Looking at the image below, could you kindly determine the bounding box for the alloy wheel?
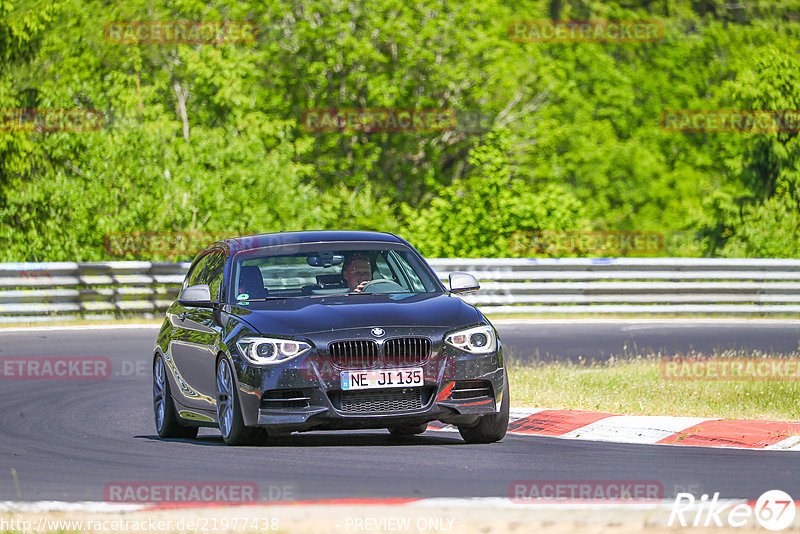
[216,359,234,438]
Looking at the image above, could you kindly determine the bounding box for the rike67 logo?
[669,490,796,531]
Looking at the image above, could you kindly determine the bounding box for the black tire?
[388,422,428,437]
[153,355,199,439]
[216,357,268,446]
[458,371,510,444]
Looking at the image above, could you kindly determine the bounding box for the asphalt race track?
[499,319,800,362]
[1,321,799,503]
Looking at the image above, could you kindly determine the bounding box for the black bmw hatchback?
[153,231,509,445]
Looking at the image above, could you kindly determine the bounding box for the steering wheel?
[359,279,406,293]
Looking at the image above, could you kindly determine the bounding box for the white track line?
[560,416,712,445]
[766,436,800,450]
[0,324,161,333]
[0,501,145,513]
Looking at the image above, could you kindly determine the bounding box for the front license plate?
[341,368,423,390]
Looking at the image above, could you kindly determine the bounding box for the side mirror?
[449,272,480,294]
[178,284,214,307]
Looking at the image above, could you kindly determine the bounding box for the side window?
[374,254,394,280]
[183,253,210,290]
[202,251,226,302]
[387,251,426,292]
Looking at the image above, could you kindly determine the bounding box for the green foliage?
[403,130,587,257]
[1,0,800,260]
[699,48,800,257]
[0,0,66,202]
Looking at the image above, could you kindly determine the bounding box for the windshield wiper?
[237,297,299,302]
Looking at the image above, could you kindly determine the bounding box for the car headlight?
[444,325,497,354]
[236,337,311,365]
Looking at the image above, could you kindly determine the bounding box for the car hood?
[228,293,480,336]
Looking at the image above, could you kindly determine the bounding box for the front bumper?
[232,327,505,431]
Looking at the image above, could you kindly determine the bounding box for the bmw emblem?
[371,327,385,337]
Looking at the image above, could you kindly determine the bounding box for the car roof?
[215,231,405,253]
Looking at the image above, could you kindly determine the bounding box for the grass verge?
[508,350,800,421]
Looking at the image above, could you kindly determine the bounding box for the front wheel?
[216,357,267,446]
[458,371,510,444]
[153,355,198,439]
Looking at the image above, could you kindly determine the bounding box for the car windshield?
[230,245,441,301]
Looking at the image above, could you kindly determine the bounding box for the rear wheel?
[458,371,510,444]
[216,357,268,446]
[388,422,428,437]
[153,355,198,439]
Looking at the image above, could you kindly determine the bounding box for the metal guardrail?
[428,258,800,314]
[1,258,800,322]
[0,262,189,322]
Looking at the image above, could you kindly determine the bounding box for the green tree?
[402,130,587,257]
[701,49,800,257]
[0,0,65,203]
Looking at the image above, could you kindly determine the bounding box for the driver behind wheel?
[341,253,372,292]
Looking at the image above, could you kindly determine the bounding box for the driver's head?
[342,254,372,291]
